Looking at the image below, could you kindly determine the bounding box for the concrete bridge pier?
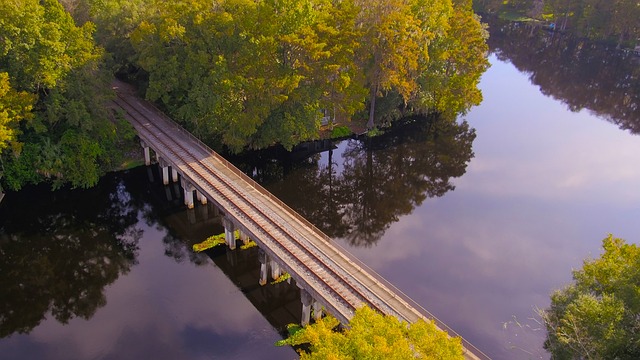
[141,141,151,166]
[270,260,282,280]
[181,179,195,209]
[259,248,269,286]
[313,300,323,321]
[238,229,251,246]
[171,167,179,183]
[158,158,173,185]
[196,191,208,205]
[300,289,313,326]
[162,166,170,185]
[222,217,236,250]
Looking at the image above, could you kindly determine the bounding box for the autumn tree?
[0,73,34,153]
[0,0,134,191]
[541,235,640,359]
[414,0,490,119]
[278,306,464,359]
[355,0,452,129]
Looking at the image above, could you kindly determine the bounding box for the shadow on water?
[484,15,640,134]
[121,165,304,335]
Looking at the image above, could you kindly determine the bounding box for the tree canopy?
[85,0,488,152]
[278,306,464,359]
[0,0,134,191]
[541,235,640,359]
[1,0,488,191]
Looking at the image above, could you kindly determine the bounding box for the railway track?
[112,94,402,320]
[111,86,490,360]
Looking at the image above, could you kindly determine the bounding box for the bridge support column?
[300,289,313,326]
[312,301,323,321]
[141,142,151,166]
[158,158,170,185]
[196,191,208,205]
[162,166,170,185]
[259,248,269,286]
[181,180,195,209]
[171,167,179,183]
[239,230,250,245]
[222,218,236,250]
[270,260,282,280]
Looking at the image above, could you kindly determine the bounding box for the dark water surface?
[2,24,640,359]
[0,170,298,360]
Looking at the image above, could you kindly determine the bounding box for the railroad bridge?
[111,80,488,360]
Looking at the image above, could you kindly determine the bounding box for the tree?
[414,0,490,119]
[541,235,640,359]
[278,306,464,359]
[0,73,34,152]
[355,0,452,129]
[130,0,330,151]
[0,0,134,191]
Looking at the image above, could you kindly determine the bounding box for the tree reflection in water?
[262,117,476,247]
[485,16,640,134]
[0,175,142,338]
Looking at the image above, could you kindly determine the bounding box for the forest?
[1,0,489,192]
[474,0,640,48]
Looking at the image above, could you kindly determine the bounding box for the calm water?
[2,23,640,359]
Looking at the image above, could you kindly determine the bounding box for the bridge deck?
[111,80,489,360]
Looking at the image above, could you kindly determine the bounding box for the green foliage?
[278,306,464,359]
[192,231,239,252]
[0,72,34,152]
[415,0,490,119]
[240,240,257,250]
[121,0,487,151]
[270,272,291,285]
[330,126,352,139]
[0,0,134,191]
[541,235,640,359]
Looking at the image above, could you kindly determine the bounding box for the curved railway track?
[111,87,490,360]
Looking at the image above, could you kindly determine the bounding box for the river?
[1,20,639,360]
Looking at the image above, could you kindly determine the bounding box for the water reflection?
[233,117,475,247]
[0,167,296,360]
[0,177,141,338]
[485,16,640,134]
